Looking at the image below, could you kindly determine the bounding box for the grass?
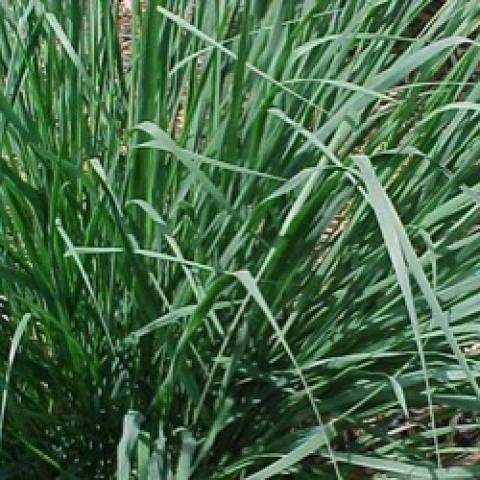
[1,0,480,478]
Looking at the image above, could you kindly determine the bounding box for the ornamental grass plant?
[1,0,480,478]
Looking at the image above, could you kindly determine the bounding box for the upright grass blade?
[118,411,144,480]
[232,270,342,479]
[0,313,31,449]
[353,155,440,465]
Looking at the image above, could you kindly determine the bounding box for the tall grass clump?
[1,0,480,478]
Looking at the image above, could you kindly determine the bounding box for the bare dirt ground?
[119,0,132,69]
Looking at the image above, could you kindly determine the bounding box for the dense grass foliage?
[1,0,480,478]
